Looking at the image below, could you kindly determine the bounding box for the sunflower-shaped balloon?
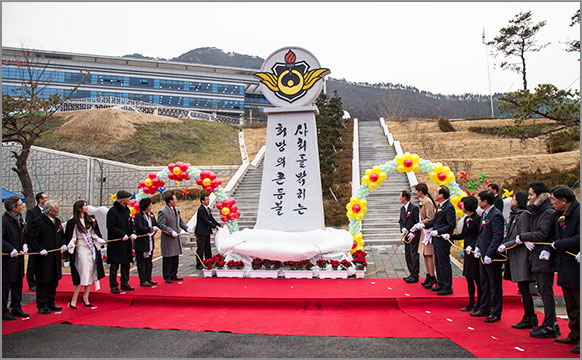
[394,152,420,173]
[361,166,387,190]
[351,231,364,252]
[429,162,455,186]
[346,196,368,221]
[450,193,467,217]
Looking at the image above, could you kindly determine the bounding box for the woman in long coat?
[447,196,481,312]
[414,183,437,289]
[498,192,536,329]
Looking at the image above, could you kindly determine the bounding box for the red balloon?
[369,173,379,182]
[179,163,188,171]
[458,201,464,209]
[221,215,228,222]
[168,163,175,171]
[438,172,447,181]
[151,186,158,193]
[209,172,217,180]
[204,186,214,193]
[216,202,224,210]
[138,180,145,188]
[211,179,221,188]
[148,172,157,179]
[231,205,237,213]
[152,178,160,187]
[200,171,210,179]
[159,180,165,187]
[196,178,203,185]
[168,173,175,180]
[352,204,361,213]
[404,159,413,167]
[351,241,357,250]
[143,186,151,194]
[223,198,234,207]
[234,211,240,219]
[228,213,237,221]
[185,175,191,180]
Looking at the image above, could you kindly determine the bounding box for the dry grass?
[244,127,266,162]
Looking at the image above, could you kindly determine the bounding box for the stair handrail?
[251,145,266,167]
[352,118,360,196]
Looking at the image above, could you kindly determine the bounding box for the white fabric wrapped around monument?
[214,227,353,262]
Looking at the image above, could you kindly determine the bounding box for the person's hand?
[22,244,28,254]
[152,226,159,233]
[465,245,472,254]
[484,255,492,264]
[515,235,522,244]
[122,235,129,241]
[96,238,107,246]
[67,240,76,251]
[473,247,481,258]
[551,242,556,249]
[525,242,535,251]
[576,252,580,264]
[130,234,137,241]
[407,232,415,241]
[401,227,407,234]
[497,244,506,253]
[430,230,438,237]
[10,249,18,258]
[171,231,178,238]
[40,249,48,256]
[186,227,194,234]
[60,244,68,253]
[539,250,550,261]
[441,233,450,241]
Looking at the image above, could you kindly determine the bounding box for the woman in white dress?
[64,200,106,309]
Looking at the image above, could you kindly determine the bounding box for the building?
[2,47,271,122]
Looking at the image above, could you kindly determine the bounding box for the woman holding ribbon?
[65,200,106,309]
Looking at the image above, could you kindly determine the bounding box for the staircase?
[358,120,416,245]
[229,160,263,230]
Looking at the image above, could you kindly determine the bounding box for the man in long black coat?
[194,193,222,270]
[550,185,580,354]
[2,196,29,320]
[106,190,136,293]
[413,185,456,295]
[399,190,421,283]
[24,192,49,292]
[472,190,505,323]
[26,200,67,314]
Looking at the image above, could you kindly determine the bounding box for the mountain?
[123,47,500,120]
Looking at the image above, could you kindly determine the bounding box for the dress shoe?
[470,310,488,317]
[48,304,62,311]
[436,289,453,296]
[38,307,51,315]
[120,284,135,291]
[148,280,157,285]
[172,277,184,281]
[140,281,152,287]
[68,299,77,310]
[405,277,419,283]
[460,304,475,312]
[164,278,172,283]
[110,287,120,294]
[555,337,579,344]
[512,315,538,329]
[485,314,501,323]
[571,344,580,354]
[431,285,442,292]
[82,299,93,307]
[3,313,17,320]
[423,276,437,289]
[11,309,29,317]
[530,326,558,338]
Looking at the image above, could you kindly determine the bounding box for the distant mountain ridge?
[123,47,498,119]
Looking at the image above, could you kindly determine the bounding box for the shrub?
[546,128,579,154]
[438,118,456,132]
[468,124,559,139]
[502,163,580,194]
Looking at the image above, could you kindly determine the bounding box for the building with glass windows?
[2,47,271,118]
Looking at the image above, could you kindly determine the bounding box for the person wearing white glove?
[399,190,421,283]
[441,233,450,241]
[194,193,224,271]
[106,190,136,293]
[134,198,159,287]
[465,245,472,254]
[497,244,506,253]
[25,200,65,314]
[130,234,137,241]
[186,227,194,234]
[9,249,19,258]
[473,247,481,258]
[158,193,191,283]
[415,183,437,290]
[67,239,76,253]
[539,250,550,261]
[515,235,522,244]
[524,242,535,251]
[483,256,492,264]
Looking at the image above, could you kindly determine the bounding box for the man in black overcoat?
[26,200,67,314]
[2,196,29,320]
[24,192,49,292]
[412,185,456,295]
[471,190,505,323]
[194,193,222,269]
[106,190,136,293]
[487,184,504,214]
[399,190,421,283]
[550,185,580,354]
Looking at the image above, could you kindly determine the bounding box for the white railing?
[382,118,418,188]
[352,118,360,196]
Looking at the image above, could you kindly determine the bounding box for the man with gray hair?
[2,196,29,320]
[26,200,67,314]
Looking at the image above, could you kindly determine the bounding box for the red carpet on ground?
[3,274,575,358]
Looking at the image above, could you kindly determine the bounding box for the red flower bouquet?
[226,260,244,270]
[316,259,329,269]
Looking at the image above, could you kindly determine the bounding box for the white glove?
[40,249,48,256]
[152,226,159,233]
[539,250,550,261]
[497,244,506,253]
[67,240,76,252]
[576,252,580,264]
[465,245,472,254]
[186,227,194,234]
[96,238,107,246]
[430,230,438,237]
[484,255,492,264]
[130,234,137,241]
[550,242,556,249]
[10,249,18,258]
[473,247,481,258]
[411,223,424,232]
[122,235,129,241]
[525,242,535,251]
[401,227,407,234]
[407,232,415,241]
[515,235,522,244]
[441,233,450,241]
[60,244,68,252]
[22,244,28,254]
[171,231,178,238]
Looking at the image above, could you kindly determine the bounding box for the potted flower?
[352,250,367,278]
[320,259,349,279]
[249,258,280,279]
[283,259,313,279]
[316,259,328,270]
[201,257,216,278]
[215,258,244,278]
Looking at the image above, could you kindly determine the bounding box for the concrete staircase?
[228,160,263,230]
[358,120,416,245]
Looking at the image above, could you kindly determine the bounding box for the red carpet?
[3,275,575,358]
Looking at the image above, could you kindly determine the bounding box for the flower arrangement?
[330,260,340,270]
[558,214,567,230]
[352,250,367,270]
[284,261,301,270]
[270,260,283,270]
[316,259,328,269]
[406,211,412,218]
[226,260,244,270]
[340,259,352,269]
[283,260,313,270]
[481,219,489,229]
[252,258,264,270]
[301,259,314,270]
[201,254,224,270]
[436,207,443,215]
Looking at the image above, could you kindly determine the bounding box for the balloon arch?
[347,152,469,254]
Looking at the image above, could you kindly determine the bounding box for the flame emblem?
[254,49,329,103]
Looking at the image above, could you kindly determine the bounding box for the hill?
[35,109,242,166]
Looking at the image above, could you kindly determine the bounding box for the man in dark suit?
[195,193,222,270]
[412,185,456,295]
[26,200,67,314]
[24,192,49,292]
[488,184,504,213]
[399,190,421,283]
[471,190,505,323]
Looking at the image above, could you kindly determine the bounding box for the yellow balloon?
[379,172,387,181]
[360,207,367,214]
[412,164,420,172]
[346,203,352,211]
[394,155,404,165]
[365,169,372,176]
[361,175,370,184]
[456,209,465,217]
[354,244,364,252]
[130,207,137,215]
[356,213,365,221]
[350,196,358,203]
[353,232,363,241]
[368,183,378,190]
[173,167,182,176]
[221,207,230,216]
[202,178,211,186]
[412,154,420,163]
[144,178,152,187]
[347,210,354,218]
[359,199,367,207]
[372,166,382,173]
[397,165,406,173]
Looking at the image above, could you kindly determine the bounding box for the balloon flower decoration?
[134,162,241,233]
[128,199,140,218]
[346,152,467,254]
